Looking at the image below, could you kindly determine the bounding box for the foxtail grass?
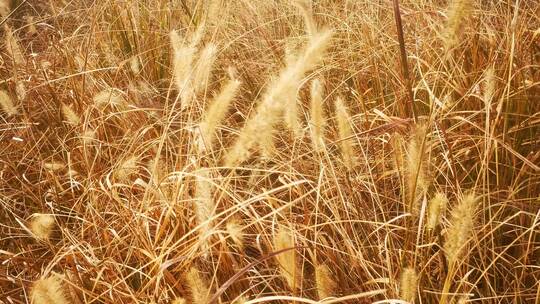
[334,97,355,171]
[30,274,69,304]
[273,226,299,290]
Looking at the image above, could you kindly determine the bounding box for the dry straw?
[30,274,69,304]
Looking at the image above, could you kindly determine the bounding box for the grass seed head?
[444,193,478,265]
[30,274,70,304]
[334,97,355,171]
[399,267,418,303]
[427,192,448,231]
[315,263,336,300]
[29,213,55,241]
[186,267,210,304]
[0,90,17,116]
[273,226,298,290]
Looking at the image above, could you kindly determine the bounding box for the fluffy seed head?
[427,192,448,231]
[0,0,10,18]
[194,169,215,252]
[4,25,25,66]
[29,213,55,241]
[273,226,298,290]
[81,129,96,145]
[315,263,336,300]
[129,55,141,74]
[172,298,186,304]
[30,274,70,304]
[0,90,18,116]
[61,103,80,125]
[309,78,325,153]
[192,43,218,95]
[224,29,332,166]
[186,267,210,304]
[293,0,316,36]
[283,85,302,138]
[406,124,429,215]
[483,67,496,106]
[399,267,418,303]
[93,89,125,108]
[43,162,65,171]
[443,0,473,52]
[16,82,26,101]
[115,156,139,182]
[170,30,196,110]
[444,193,478,265]
[226,219,244,250]
[334,97,355,171]
[197,77,240,153]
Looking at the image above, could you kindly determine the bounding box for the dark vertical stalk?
[393,0,417,122]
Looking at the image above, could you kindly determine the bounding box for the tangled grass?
[1,0,539,303]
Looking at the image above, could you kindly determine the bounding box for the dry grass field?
[1,0,539,303]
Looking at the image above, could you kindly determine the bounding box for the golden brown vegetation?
[1,0,539,303]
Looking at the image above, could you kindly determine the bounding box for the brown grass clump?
[1,1,538,303]
[30,274,69,304]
